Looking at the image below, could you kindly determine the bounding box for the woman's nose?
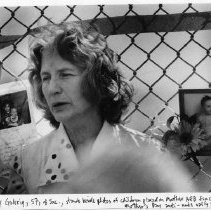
[48,79,62,95]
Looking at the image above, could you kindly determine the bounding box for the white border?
[0,193,210,209]
[1,0,211,7]
[0,1,210,209]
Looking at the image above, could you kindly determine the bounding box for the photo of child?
[197,95,211,139]
[0,90,31,130]
[0,81,37,167]
[179,89,211,155]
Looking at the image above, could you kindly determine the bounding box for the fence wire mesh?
[0,4,211,134]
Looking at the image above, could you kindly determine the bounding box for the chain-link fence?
[1,3,211,191]
[1,3,211,133]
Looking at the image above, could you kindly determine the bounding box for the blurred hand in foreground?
[38,144,196,194]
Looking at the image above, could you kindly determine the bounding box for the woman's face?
[40,49,94,124]
[203,99,211,115]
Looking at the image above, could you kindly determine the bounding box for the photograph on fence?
[0,90,31,130]
[0,81,34,129]
[179,89,211,155]
[0,81,37,165]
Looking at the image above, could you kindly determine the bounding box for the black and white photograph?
[179,89,211,156]
[0,90,31,130]
[179,89,211,119]
[0,81,37,186]
[0,0,211,198]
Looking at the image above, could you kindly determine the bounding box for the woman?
[5,22,195,194]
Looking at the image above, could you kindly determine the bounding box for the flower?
[161,115,207,169]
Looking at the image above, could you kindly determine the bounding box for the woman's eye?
[41,76,50,82]
[60,73,74,78]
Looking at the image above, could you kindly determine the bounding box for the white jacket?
[11,121,194,193]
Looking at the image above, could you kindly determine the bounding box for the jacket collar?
[58,121,121,160]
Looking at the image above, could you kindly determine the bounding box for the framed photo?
[0,80,38,165]
[0,90,31,130]
[179,89,211,156]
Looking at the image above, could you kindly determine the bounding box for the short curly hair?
[201,95,211,107]
[28,22,133,128]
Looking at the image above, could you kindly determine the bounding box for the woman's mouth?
[51,102,70,112]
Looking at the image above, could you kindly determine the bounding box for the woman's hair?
[201,95,211,107]
[28,22,133,128]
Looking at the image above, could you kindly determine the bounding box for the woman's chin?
[53,113,70,124]
[53,113,76,125]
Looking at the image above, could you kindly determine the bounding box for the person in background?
[3,22,196,194]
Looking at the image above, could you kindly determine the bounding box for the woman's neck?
[63,109,103,153]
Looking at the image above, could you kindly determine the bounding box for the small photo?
[179,89,211,155]
[179,89,211,119]
[0,90,31,130]
[0,81,37,164]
